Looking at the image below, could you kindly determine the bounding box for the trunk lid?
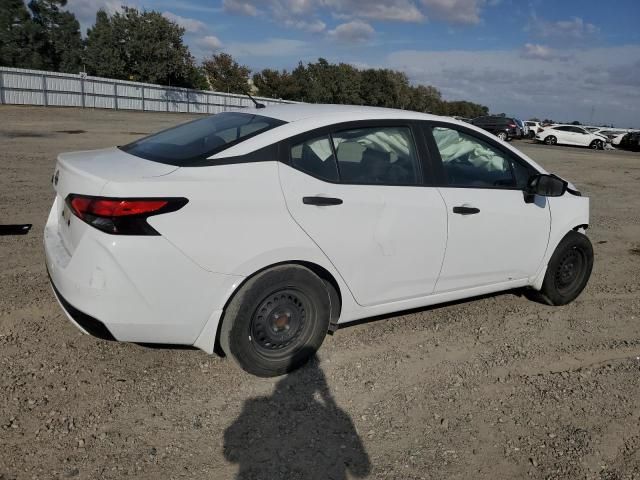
[53,147,178,254]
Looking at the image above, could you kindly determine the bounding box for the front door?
[426,124,551,293]
[278,124,448,307]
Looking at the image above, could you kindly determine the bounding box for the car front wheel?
[590,140,603,150]
[497,131,508,141]
[537,231,593,306]
[220,265,331,377]
[544,135,557,145]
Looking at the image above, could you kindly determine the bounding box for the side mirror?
[524,174,567,203]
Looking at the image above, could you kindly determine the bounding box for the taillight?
[508,123,517,128]
[66,195,188,235]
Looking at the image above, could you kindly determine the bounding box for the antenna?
[246,92,265,109]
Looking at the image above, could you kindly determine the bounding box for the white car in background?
[536,125,607,149]
[45,105,593,377]
[525,121,543,138]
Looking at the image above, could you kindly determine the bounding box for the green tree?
[202,52,251,93]
[253,68,301,100]
[28,0,83,72]
[0,0,32,67]
[84,7,198,87]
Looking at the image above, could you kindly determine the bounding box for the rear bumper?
[44,197,243,349]
[48,274,116,341]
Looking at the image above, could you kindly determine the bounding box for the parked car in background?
[470,116,521,141]
[525,121,543,138]
[535,125,607,149]
[514,119,529,138]
[45,104,592,377]
[618,132,640,151]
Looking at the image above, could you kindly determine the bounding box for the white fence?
[0,66,292,114]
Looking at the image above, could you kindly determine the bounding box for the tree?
[202,53,251,93]
[0,0,32,67]
[84,7,198,87]
[253,68,301,100]
[570,120,581,125]
[28,0,83,72]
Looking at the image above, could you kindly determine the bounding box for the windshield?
[120,112,285,165]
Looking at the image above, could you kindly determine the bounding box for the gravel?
[1,106,639,479]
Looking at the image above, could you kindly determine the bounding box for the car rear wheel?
[590,140,603,150]
[497,131,508,141]
[544,135,557,145]
[536,231,593,306]
[220,265,331,377]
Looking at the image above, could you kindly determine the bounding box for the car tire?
[497,131,508,141]
[536,231,593,306]
[589,140,603,150]
[219,265,331,377]
[544,135,557,145]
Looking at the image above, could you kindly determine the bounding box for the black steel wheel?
[220,265,331,377]
[536,231,593,306]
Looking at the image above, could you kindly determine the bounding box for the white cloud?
[328,20,375,43]
[421,0,483,25]
[520,43,566,61]
[162,11,206,33]
[529,16,599,41]
[225,38,309,57]
[221,0,496,25]
[222,0,259,16]
[197,35,223,51]
[386,45,640,127]
[323,0,425,22]
[284,18,327,33]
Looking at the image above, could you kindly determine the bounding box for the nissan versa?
[44,104,593,377]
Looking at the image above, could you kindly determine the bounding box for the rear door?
[423,122,551,292]
[278,122,448,307]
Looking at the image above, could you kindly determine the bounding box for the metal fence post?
[113,82,118,110]
[0,70,5,105]
[42,74,48,106]
[80,77,85,108]
[141,86,145,112]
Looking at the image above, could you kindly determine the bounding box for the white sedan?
[535,125,607,149]
[45,105,593,376]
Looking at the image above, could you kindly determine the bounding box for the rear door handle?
[302,196,343,206]
[452,206,480,215]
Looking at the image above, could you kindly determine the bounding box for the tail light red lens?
[66,195,187,235]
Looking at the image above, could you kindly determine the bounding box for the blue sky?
[68,0,640,126]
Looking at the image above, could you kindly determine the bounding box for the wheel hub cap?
[251,290,307,351]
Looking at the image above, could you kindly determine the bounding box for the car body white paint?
[45,104,590,353]
[535,125,606,148]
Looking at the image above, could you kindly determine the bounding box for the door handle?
[452,206,480,215]
[302,196,343,206]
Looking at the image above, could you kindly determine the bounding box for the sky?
[66,0,640,127]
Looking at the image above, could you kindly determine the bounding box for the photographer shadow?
[223,350,371,480]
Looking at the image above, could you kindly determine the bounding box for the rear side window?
[290,135,339,182]
[332,127,420,185]
[120,112,285,165]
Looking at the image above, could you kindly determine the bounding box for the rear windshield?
[120,112,285,165]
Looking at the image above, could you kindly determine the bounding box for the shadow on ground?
[223,350,371,480]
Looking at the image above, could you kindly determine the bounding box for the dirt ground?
[1,105,639,480]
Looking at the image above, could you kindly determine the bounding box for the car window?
[290,135,339,182]
[554,126,571,132]
[120,112,285,165]
[431,126,529,189]
[572,127,587,134]
[331,127,420,185]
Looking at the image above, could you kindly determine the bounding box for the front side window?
[431,126,532,189]
[290,135,339,182]
[121,112,285,165]
[331,127,420,185]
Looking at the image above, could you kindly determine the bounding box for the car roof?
[247,103,442,123]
